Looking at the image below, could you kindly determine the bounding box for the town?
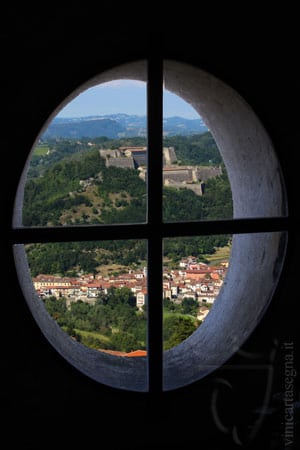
[33,256,228,322]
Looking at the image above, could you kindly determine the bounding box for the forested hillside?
[163,132,222,165]
[27,132,220,178]
[41,287,201,352]
[24,133,233,276]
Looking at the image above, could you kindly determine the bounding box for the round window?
[13,59,288,392]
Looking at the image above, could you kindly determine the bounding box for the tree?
[43,296,67,326]
[110,331,141,352]
[181,297,199,315]
[163,315,199,350]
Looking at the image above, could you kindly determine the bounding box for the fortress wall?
[163,147,177,165]
[99,149,121,158]
[106,157,135,169]
[132,154,147,167]
[163,168,192,183]
[196,166,222,181]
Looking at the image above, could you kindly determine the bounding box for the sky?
[57,79,199,119]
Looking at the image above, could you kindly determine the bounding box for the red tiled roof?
[125,350,147,357]
[186,270,210,274]
[98,348,147,357]
[210,273,220,280]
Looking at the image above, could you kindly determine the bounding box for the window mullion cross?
[147,54,164,393]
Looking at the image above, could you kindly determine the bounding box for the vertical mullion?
[147,52,163,392]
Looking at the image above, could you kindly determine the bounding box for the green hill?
[23,134,233,276]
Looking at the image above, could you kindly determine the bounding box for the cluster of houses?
[32,257,228,321]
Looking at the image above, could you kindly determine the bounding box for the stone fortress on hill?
[99,146,222,196]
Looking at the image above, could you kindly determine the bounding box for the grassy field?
[33,144,50,156]
[74,328,111,349]
[163,308,199,323]
[204,244,231,264]
[75,329,110,342]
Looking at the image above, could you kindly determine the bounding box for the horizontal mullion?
[10,224,151,244]
[162,216,290,237]
[10,217,289,245]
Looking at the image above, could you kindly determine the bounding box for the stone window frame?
[12,58,288,392]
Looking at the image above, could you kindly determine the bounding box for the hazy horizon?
[57,80,200,120]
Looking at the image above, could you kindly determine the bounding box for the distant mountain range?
[42,114,208,139]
